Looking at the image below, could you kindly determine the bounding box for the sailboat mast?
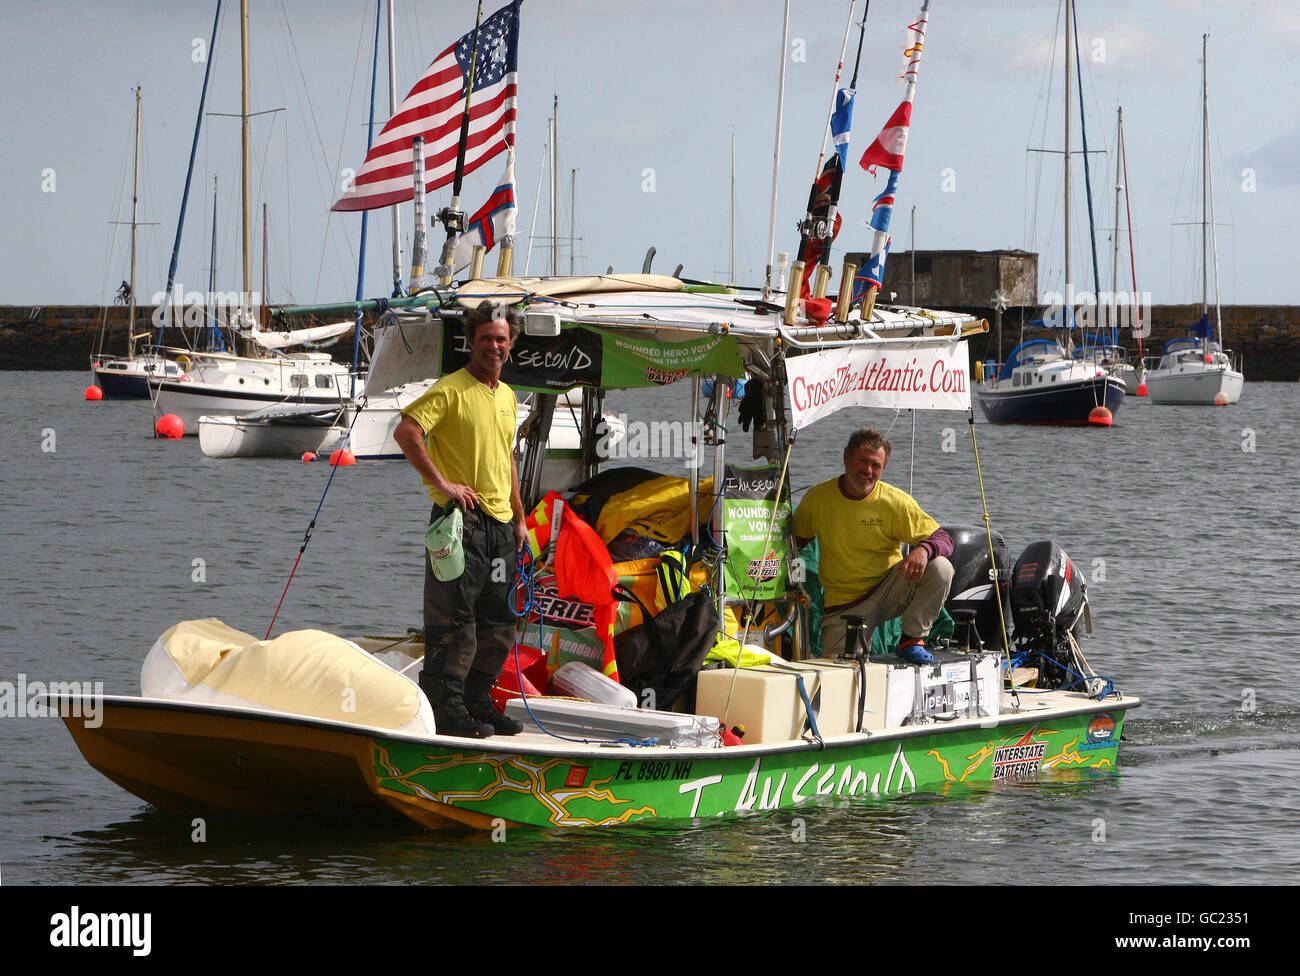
[1201,33,1209,317]
[550,95,558,276]
[128,86,141,359]
[240,0,252,311]
[762,0,792,302]
[1063,0,1072,316]
[730,130,736,282]
[387,0,403,295]
[570,167,576,275]
[1112,107,1123,345]
[210,176,219,348]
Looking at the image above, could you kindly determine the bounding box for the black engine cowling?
[1010,540,1088,648]
[940,523,1011,650]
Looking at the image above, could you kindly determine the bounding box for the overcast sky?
[3,0,1296,310]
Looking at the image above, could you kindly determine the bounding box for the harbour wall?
[0,305,365,371]
[960,304,1297,380]
[2,303,1297,380]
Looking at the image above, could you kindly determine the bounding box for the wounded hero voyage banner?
[785,341,970,429]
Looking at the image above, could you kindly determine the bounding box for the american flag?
[451,154,516,273]
[332,1,521,213]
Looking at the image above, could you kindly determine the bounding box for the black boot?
[465,669,523,736]
[433,674,494,739]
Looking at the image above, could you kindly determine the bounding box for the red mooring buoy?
[1213,392,1230,406]
[155,414,185,439]
[1088,406,1113,426]
[301,452,318,463]
[84,385,104,401]
[1136,382,1148,397]
[328,448,356,466]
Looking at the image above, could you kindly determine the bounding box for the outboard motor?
[941,524,1012,650]
[1010,540,1091,688]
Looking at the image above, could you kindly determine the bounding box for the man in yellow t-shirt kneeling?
[793,427,954,663]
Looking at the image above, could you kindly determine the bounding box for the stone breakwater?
[2,303,1297,379]
[0,305,371,370]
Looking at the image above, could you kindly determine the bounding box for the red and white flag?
[451,154,517,273]
[332,1,520,213]
[859,1,928,175]
[859,100,913,174]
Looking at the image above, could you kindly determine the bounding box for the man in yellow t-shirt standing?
[793,427,954,663]
[394,300,529,738]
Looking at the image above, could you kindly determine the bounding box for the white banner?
[786,341,970,429]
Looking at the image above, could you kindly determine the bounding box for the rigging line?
[313,0,369,302]
[266,390,371,639]
[965,409,1018,709]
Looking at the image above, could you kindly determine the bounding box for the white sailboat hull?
[149,354,361,435]
[197,413,345,459]
[1144,362,1243,404]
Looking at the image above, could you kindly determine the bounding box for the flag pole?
[762,0,792,303]
[813,0,860,182]
[861,0,928,322]
[435,0,486,285]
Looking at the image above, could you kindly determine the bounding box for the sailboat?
[974,0,1126,425]
[90,88,184,398]
[1072,106,1147,395]
[147,0,361,434]
[1145,35,1244,406]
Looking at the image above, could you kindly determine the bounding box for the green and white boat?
[59,276,1138,831]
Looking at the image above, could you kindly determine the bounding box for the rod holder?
[784,262,805,326]
[469,245,486,280]
[836,261,859,322]
[811,264,831,300]
[496,244,514,278]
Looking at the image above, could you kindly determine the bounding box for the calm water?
[2,372,1298,885]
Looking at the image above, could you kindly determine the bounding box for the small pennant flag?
[451,155,517,273]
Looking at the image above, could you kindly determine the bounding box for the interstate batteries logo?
[1080,712,1118,752]
[746,549,782,583]
[992,728,1048,781]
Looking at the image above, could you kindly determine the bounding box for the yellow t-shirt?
[793,477,940,608]
[401,368,517,522]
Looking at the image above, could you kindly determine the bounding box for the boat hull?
[150,379,353,435]
[976,375,1127,425]
[60,692,1136,830]
[197,413,344,459]
[92,357,183,399]
[1144,364,1243,404]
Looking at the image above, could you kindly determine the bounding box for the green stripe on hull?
[370,708,1127,828]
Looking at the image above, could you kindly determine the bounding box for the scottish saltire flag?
[332,1,520,212]
[830,87,856,169]
[451,154,517,273]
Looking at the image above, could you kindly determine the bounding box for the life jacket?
[525,491,620,682]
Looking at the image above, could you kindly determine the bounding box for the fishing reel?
[798,214,832,240]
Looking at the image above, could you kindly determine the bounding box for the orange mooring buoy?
[301,452,317,463]
[1136,382,1148,397]
[328,448,356,466]
[1088,406,1113,426]
[1213,392,1230,406]
[155,414,185,439]
[84,385,104,401]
